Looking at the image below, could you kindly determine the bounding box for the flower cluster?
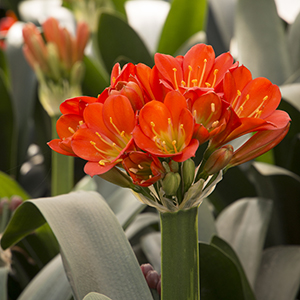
[49,44,290,211]
[22,17,89,116]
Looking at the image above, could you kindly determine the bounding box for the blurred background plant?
[0,0,299,299]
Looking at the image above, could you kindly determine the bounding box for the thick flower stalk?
[48,43,291,299]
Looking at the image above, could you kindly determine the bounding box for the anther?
[211,103,215,113]
[211,69,219,88]
[198,59,207,87]
[99,160,106,166]
[232,89,241,109]
[172,68,179,90]
[205,82,211,87]
[192,79,198,86]
[79,120,84,126]
[138,164,144,169]
[187,65,193,87]
[172,140,178,153]
[211,121,219,128]
[129,168,139,174]
[68,127,75,134]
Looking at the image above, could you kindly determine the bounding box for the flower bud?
[162,172,181,196]
[182,158,195,193]
[203,145,234,175]
[168,160,179,173]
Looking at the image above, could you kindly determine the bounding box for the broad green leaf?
[249,162,300,245]
[97,12,153,72]
[0,267,8,300]
[235,0,292,84]
[73,175,97,192]
[200,240,255,300]
[125,212,159,240]
[83,293,112,300]
[287,11,300,73]
[157,0,207,55]
[6,22,37,177]
[0,171,29,199]
[1,191,153,300]
[17,255,71,300]
[216,197,273,286]
[110,0,127,16]
[254,246,300,300]
[0,70,13,173]
[198,199,217,243]
[209,0,235,48]
[82,55,109,97]
[141,232,161,272]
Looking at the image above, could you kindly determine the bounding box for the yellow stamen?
[138,164,144,169]
[211,121,219,128]
[172,140,178,153]
[187,65,193,87]
[236,94,250,115]
[205,82,211,88]
[129,167,139,174]
[90,141,107,155]
[112,77,116,85]
[162,141,169,153]
[95,132,114,148]
[151,121,159,137]
[211,103,215,113]
[79,120,84,126]
[173,68,179,90]
[192,79,198,87]
[68,127,75,134]
[181,80,186,86]
[232,90,241,109]
[248,96,269,118]
[99,160,106,166]
[211,69,219,88]
[198,59,207,87]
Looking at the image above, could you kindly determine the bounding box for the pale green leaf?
[83,292,112,300]
[158,0,207,55]
[287,11,300,72]
[235,0,292,84]
[1,191,153,300]
[216,198,273,286]
[0,267,8,300]
[254,246,300,300]
[17,255,71,300]
[141,232,161,272]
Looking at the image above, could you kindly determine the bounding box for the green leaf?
[254,246,300,300]
[97,12,153,72]
[249,162,300,245]
[157,0,207,55]
[110,0,127,17]
[0,171,29,199]
[1,191,153,300]
[82,55,109,97]
[0,267,8,300]
[200,240,255,300]
[235,0,292,84]
[216,197,273,286]
[198,199,217,243]
[17,255,72,300]
[83,293,113,300]
[287,11,300,73]
[0,70,14,173]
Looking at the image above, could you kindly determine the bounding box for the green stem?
[160,206,200,300]
[51,116,74,196]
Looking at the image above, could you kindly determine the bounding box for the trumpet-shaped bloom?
[71,94,136,176]
[122,152,165,186]
[154,43,236,94]
[133,91,199,162]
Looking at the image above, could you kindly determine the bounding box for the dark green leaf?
[97,12,153,72]
[254,246,300,300]
[235,0,292,84]
[1,191,153,300]
[82,55,109,97]
[0,171,29,199]
[17,255,72,300]
[200,240,255,300]
[158,0,207,55]
[249,162,300,245]
[110,0,127,17]
[216,198,272,286]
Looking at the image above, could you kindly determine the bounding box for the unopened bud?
[203,145,234,175]
[168,160,179,173]
[162,172,181,196]
[182,158,195,193]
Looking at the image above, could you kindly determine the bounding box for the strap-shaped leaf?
[235,0,292,84]
[0,267,8,300]
[17,255,71,300]
[1,191,153,300]
[157,0,207,55]
[254,246,300,300]
[97,12,153,72]
[216,197,273,286]
[83,293,112,300]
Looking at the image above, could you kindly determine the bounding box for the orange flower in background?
[0,10,17,49]
[133,91,199,162]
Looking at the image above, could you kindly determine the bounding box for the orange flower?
[122,152,165,186]
[0,10,17,49]
[153,43,236,94]
[133,91,199,162]
[71,94,135,176]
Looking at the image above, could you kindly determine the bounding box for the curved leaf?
[288,11,300,72]
[1,191,153,300]
[97,12,153,72]
[0,171,29,199]
[235,0,292,84]
[254,246,300,300]
[17,255,71,300]
[157,0,207,55]
[200,239,255,300]
[83,292,112,300]
[216,197,273,286]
